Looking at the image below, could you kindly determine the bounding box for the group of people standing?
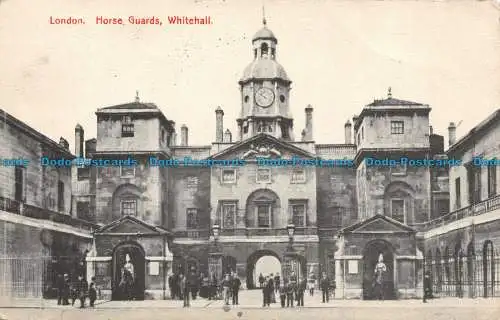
[260,271,334,307]
[56,273,98,308]
[168,267,242,307]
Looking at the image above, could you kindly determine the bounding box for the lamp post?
[209,224,223,286]
[283,224,296,281]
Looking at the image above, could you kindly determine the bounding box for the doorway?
[112,242,145,301]
[362,239,395,300]
[246,250,281,289]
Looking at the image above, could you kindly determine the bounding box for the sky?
[0,0,499,151]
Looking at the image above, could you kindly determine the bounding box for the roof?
[338,214,416,234]
[98,102,159,111]
[0,109,74,157]
[94,215,172,235]
[447,108,500,155]
[367,97,424,107]
[252,26,277,42]
[240,59,290,83]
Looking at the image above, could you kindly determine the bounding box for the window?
[466,164,481,205]
[257,204,271,227]
[221,169,236,184]
[186,208,198,229]
[291,203,306,227]
[120,166,135,177]
[390,121,404,134]
[77,167,90,180]
[57,181,64,212]
[291,169,306,183]
[390,199,405,223]
[281,124,289,139]
[256,168,271,183]
[14,166,25,202]
[121,115,134,137]
[161,129,166,143]
[488,166,497,197]
[76,201,90,220]
[455,178,461,208]
[121,199,137,216]
[261,43,269,56]
[221,202,237,229]
[257,121,273,133]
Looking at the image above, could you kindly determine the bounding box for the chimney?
[59,137,69,150]
[429,125,434,135]
[304,105,313,140]
[215,107,224,142]
[223,129,232,143]
[352,115,359,125]
[75,124,84,157]
[448,122,457,147]
[180,125,188,146]
[344,120,352,144]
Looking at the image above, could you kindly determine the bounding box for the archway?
[112,241,145,301]
[246,250,281,289]
[362,239,395,300]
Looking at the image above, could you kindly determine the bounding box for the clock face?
[255,87,275,107]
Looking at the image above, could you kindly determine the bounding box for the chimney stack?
[180,125,188,146]
[344,120,352,144]
[223,129,232,143]
[75,124,84,157]
[215,107,224,142]
[448,122,457,147]
[59,137,69,150]
[352,115,359,125]
[304,105,313,140]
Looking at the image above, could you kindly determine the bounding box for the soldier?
[259,273,265,288]
[307,272,316,296]
[222,274,231,305]
[274,273,281,293]
[424,270,433,302]
[62,274,70,305]
[268,274,275,303]
[56,274,64,305]
[181,274,190,307]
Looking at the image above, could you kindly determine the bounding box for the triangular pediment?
[340,215,415,234]
[209,133,316,160]
[95,215,169,235]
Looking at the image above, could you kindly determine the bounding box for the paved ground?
[0,291,499,320]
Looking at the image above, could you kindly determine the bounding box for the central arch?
[246,250,281,289]
[112,241,146,301]
[362,239,395,300]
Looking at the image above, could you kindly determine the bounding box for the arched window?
[246,189,280,228]
[261,43,269,57]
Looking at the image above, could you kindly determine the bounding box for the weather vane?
[262,3,267,25]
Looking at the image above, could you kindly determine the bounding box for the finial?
[262,5,267,25]
[387,87,392,99]
[135,90,140,102]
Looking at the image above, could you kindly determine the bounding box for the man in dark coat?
[320,272,330,303]
[88,276,97,307]
[231,274,241,305]
[268,274,275,303]
[274,273,281,293]
[286,281,295,307]
[262,276,271,307]
[56,274,64,305]
[296,277,306,306]
[258,273,265,288]
[187,268,198,300]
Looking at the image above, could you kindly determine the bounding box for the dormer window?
[122,115,134,137]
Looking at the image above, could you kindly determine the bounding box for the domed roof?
[240,59,290,83]
[252,26,277,42]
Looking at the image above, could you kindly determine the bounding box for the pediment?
[95,215,167,235]
[341,215,415,234]
[210,133,316,161]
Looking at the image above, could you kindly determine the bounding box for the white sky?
[0,0,499,151]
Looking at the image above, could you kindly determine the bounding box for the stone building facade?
[0,109,97,302]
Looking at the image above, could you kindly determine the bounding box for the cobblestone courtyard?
[1,291,499,320]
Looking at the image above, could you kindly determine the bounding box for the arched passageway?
[246,250,281,289]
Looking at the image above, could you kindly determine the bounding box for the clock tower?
[237,18,294,141]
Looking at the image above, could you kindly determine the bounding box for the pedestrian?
[88,277,97,307]
[261,276,270,307]
[188,267,198,300]
[286,281,295,307]
[259,273,265,288]
[279,283,286,308]
[56,274,64,305]
[181,274,190,307]
[320,272,330,303]
[274,273,281,293]
[75,274,88,308]
[62,274,70,305]
[231,274,241,305]
[168,274,175,299]
[222,274,231,305]
[308,272,316,296]
[296,277,306,307]
[268,274,275,303]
